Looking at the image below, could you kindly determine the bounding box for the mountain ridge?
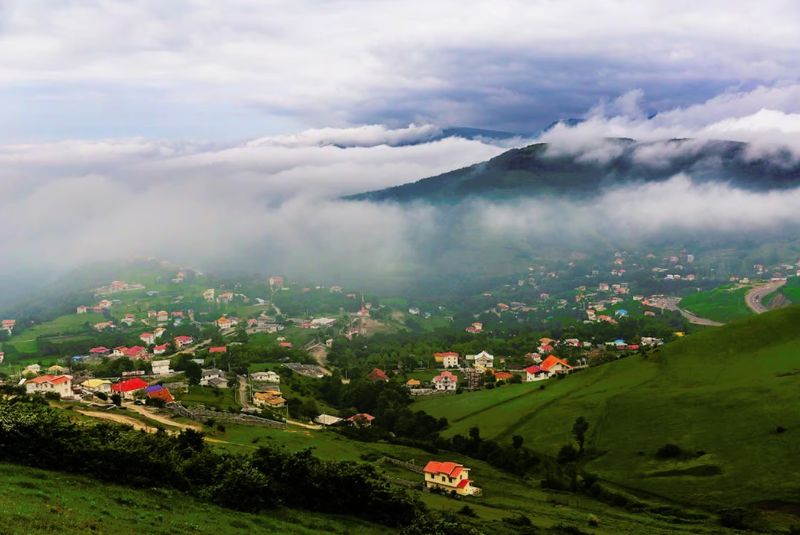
[347,138,800,203]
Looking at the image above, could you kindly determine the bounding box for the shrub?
[656,443,683,459]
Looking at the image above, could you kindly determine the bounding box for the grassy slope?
[0,462,385,535]
[414,307,800,517]
[210,424,717,533]
[778,276,800,303]
[5,312,105,354]
[680,284,753,322]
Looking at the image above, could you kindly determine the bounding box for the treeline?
[0,397,425,528]
[316,372,448,441]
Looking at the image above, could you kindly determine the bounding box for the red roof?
[434,351,459,358]
[147,387,174,403]
[348,413,375,422]
[174,336,193,343]
[540,355,572,372]
[123,346,146,357]
[112,378,148,393]
[209,346,227,353]
[367,368,389,382]
[433,370,457,382]
[278,341,293,348]
[494,371,513,380]
[89,346,110,353]
[456,479,471,489]
[525,365,543,374]
[27,374,71,385]
[423,461,464,478]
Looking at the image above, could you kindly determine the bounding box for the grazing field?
[0,462,386,535]
[680,284,753,322]
[175,385,240,410]
[5,312,105,354]
[413,306,800,527]
[210,424,718,533]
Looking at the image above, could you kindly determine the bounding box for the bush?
[656,443,683,459]
[457,505,477,518]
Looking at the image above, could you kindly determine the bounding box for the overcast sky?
[2,0,800,141]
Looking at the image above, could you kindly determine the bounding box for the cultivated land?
[679,284,753,323]
[414,307,800,528]
[0,462,386,535]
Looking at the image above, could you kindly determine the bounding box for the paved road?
[676,307,724,327]
[745,280,787,314]
[648,296,724,326]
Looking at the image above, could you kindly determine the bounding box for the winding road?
[745,280,787,314]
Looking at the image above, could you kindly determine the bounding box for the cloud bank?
[2,84,800,297]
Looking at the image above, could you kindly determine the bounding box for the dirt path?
[76,410,160,433]
[125,404,202,431]
[745,280,787,314]
[287,419,322,430]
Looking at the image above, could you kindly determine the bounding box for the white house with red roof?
[432,370,458,391]
[123,346,148,359]
[25,375,73,398]
[112,377,149,399]
[89,346,111,356]
[174,335,194,349]
[540,355,572,374]
[139,332,155,345]
[153,343,169,355]
[423,461,480,496]
[525,365,551,382]
[156,310,169,322]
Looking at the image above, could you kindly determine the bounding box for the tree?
[185,361,202,386]
[512,435,524,449]
[572,416,589,454]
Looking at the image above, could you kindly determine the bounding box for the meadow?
[0,462,386,535]
[413,307,800,528]
[5,312,105,354]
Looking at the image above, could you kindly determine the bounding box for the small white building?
[251,371,280,383]
[200,368,224,386]
[151,359,172,376]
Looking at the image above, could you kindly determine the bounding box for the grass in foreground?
[0,462,386,535]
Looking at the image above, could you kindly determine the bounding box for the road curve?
[745,280,787,314]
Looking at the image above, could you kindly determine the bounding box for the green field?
[777,276,800,304]
[176,386,240,410]
[210,425,718,533]
[0,462,385,535]
[413,307,800,528]
[5,312,105,354]
[680,284,753,322]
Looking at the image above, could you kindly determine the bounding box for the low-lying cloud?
[3,84,800,299]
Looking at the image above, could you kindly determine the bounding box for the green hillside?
[679,284,753,322]
[0,462,384,535]
[414,307,800,526]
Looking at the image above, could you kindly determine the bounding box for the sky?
[2,1,800,302]
[1,0,800,140]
